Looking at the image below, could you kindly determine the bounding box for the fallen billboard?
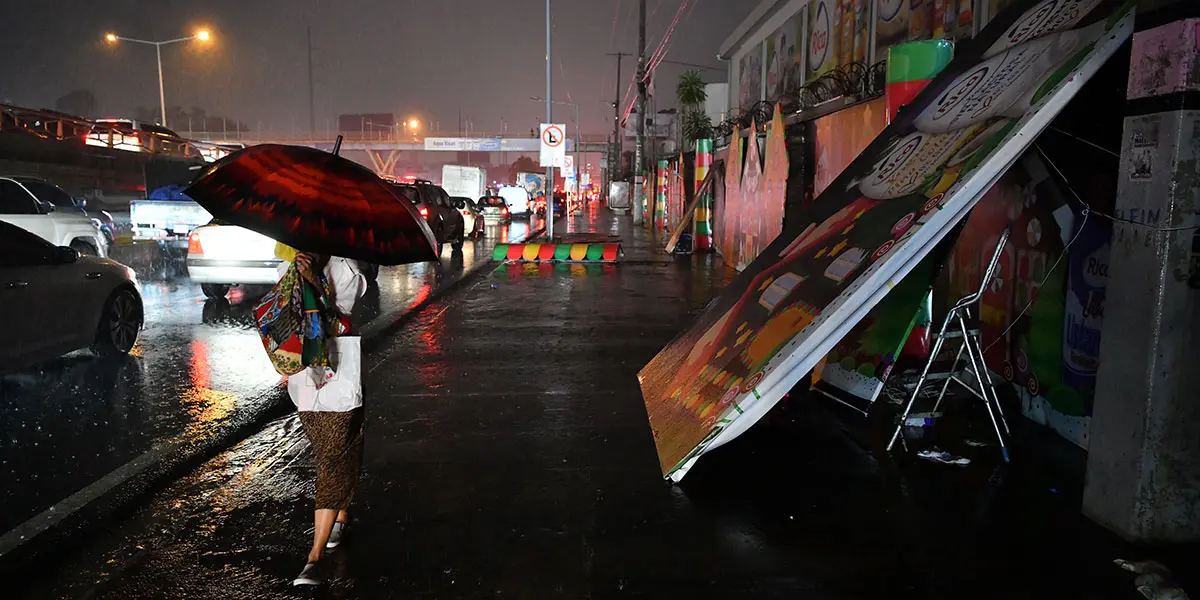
[638,0,1134,481]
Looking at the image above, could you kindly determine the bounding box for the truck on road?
[441,165,486,200]
[517,172,546,199]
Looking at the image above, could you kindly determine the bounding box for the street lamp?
[104,28,213,128]
[408,118,420,130]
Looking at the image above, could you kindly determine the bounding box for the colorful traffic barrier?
[492,242,622,262]
[693,139,714,251]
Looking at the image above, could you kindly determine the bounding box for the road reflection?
[0,219,533,537]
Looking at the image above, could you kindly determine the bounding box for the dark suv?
[391,180,465,255]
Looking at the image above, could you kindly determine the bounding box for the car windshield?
[479,197,506,207]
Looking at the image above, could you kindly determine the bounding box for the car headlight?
[91,217,103,229]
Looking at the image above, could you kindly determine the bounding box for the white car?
[0,176,109,257]
[187,221,380,299]
[449,196,484,238]
[497,185,531,215]
[0,221,142,372]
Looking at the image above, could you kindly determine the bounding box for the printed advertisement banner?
[808,0,870,84]
[876,0,977,62]
[766,14,805,101]
[812,97,890,196]
[738,45,763,110]
[639,0,1134,480]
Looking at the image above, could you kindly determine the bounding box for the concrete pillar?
[1082,9,1200,543]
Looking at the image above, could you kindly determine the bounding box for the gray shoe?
[293,562,322,586]
[326,521,347,549]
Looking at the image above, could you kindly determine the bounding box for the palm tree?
[677,70,711,145]
[676,70,708,108]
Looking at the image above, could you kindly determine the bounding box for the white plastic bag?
[287,336,362,412]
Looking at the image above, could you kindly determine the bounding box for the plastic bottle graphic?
[838,0,855,67]
[932,0,948,38]
[909,0,932,41]
[853,0,869,62]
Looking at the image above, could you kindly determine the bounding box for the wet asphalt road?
[0,217,539,540]
[14,206,1182,600]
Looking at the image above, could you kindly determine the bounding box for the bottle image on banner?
[838,0,856,66]
[932,0,948,38]
[909,0,932,41]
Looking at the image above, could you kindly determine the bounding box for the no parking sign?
[539,123,566,168]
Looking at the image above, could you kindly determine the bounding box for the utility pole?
[632,0,647,225]
[306,26,315,137]
[606,52,629,202]
[545,0,555,240]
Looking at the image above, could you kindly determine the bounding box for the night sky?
[1,0,754,138]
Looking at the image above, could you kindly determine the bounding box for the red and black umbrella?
[185,142,438,265]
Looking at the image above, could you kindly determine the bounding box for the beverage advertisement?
[876,0,979,61]
[639,0,1134,480]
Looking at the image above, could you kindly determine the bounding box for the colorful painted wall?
[718,106,790,271]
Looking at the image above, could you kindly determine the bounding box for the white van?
[497,185,531,216]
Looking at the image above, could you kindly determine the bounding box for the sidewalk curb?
[0,227,544,581]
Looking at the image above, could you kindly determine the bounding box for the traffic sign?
[563,155,574,176]
[539,123,566,167]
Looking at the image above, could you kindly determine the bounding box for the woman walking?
[281,250,368,587]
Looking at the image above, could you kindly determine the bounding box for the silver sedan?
[0,221,142,372]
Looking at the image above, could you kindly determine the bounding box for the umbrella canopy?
[185,144,438,265]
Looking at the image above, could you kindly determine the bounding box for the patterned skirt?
[298,408,364,510]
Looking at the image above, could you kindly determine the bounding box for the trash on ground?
[916,449,970,466]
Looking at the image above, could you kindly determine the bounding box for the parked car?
[0,176,109,256]
[391,181,464,255]
[0,220,142,371]
[450,196,484,238]
[187,220,379,299]
[477,195,510,221]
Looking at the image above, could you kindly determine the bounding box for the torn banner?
[638,0,1134,481]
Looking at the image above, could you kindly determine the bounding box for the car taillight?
[461,209,470,216]
[187,231,203,255]
[501,207,508,215]
[419,207,428,217]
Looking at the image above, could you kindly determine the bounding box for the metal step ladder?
[887,226,1013,462]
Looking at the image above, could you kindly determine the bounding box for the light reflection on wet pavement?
[0,217,537,536]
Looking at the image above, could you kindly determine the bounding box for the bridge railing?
[0,103,228,163]
[183,130,613,145]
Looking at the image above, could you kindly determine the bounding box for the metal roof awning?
[638,0,1136,482]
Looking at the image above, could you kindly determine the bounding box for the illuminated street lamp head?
[408,119,420,130]
[196,29,211,42]
[105,33,118,43]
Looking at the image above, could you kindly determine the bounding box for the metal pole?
[307,25,316,136]
[608,52,627,200]
[155,43,167,127]
[632,0,646,225]
[545,0,555,239]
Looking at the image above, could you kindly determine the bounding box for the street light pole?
[105,30,211,129]
[545,0,555,240]
[155,43,167,127]
[632,0,646,226]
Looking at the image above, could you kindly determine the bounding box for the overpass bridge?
[191,132,612,179]
[2,101,613,209]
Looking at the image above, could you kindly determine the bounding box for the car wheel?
[92,287,142,357]
[70,241,98,256]
[201,283,230,299]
